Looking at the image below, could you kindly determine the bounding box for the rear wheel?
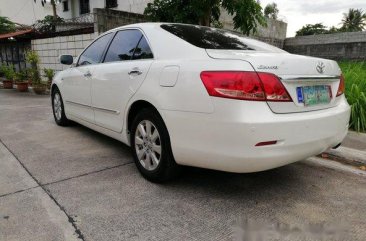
[131,108,179,182]
[52,88,69,126]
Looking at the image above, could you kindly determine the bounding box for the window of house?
[106,0,118,8]
[63,1,69,12]
[79,0,90,14]
[78,33,113,66]
[104,30,144,62]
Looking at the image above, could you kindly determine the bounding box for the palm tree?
[341,8,366,32]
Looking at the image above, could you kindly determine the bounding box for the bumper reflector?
[255,141,277,147]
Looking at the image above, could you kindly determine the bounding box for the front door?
[91,29,154,132]
[62,32,113,123]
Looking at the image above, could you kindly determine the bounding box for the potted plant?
[15,69,29,92]
[25,50,40,87]
[1,65,15,89]
[44,68,55,89]
[31,68,47,95]
[25,50,46,94]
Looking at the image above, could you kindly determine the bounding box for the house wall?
[31,33,97,74]
[58,0,153,18]
[284,31,366,60]
[0,0,54,25]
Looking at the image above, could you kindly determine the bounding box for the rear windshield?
[161,23,283,52]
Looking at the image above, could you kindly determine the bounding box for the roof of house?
[0,29,34,40]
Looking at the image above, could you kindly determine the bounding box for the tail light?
[336,74,345,97]
[200,71,292,102]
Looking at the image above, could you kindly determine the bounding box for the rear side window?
[161,24,284,52]
[104,30,142,62]
[161,24,254,50]
[78,33,113,66]
[132,36,153,60]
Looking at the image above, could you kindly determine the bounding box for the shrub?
[1,65,15,80]
[339,61,366,132]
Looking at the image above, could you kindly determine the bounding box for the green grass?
[338,61,366,132]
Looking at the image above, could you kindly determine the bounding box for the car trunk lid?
[206,50,343,113]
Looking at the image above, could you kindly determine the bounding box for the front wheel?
[130,108,180,182]
[52,88,69,126]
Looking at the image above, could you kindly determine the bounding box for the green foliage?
[327,26,341,34]
[223,0,266,35]
[0,16,16,34]
[14,69,28,83]
[264,2,279,20]
[25,50,40,67]
[339,61,366,132]
[296,23,328,36]
[29,68,42,85]
[25,50,42,85]
[44,68,55,81]
[144,0,266,35]
[341,8,366,32]
[36,15,64,33]
[0,65,15,80]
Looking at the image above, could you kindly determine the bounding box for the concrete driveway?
[0,89,365,241]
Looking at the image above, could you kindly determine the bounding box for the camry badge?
[316,62,325,74]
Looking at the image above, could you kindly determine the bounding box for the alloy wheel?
[134,120,162,171]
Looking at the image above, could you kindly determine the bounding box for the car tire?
[131,108,180,182]
[52,88,69,126]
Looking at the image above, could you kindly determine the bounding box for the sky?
[259,0,366,37]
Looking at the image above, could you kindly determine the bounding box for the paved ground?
[0,89,365,241]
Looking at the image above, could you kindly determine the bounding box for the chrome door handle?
[84,71,92,77]
[128,68,142,76]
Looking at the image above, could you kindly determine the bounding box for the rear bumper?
[161,96,350,173]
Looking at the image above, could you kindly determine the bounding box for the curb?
[321,147,366,171]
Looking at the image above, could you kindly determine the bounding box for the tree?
[327,26,340,34]
[341,8,366,32]
[144,0,266,35]
[36,15,64,33]
[264,2,279,20]
[0,16,16,34]
[296,23,328,36]
[34,0,59,20]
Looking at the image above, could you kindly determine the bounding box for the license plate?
[297,85,331,106]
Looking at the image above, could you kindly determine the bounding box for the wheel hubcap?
[53,93,62,121]
[134,120,162,171]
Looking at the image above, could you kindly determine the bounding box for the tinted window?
[132,36,153,60]
[161,24,284,52]
[78,33,112,66]
[104,30,142,62]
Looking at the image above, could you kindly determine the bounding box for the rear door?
[91,29,154,132]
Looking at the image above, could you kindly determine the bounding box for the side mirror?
[60,55,73,65]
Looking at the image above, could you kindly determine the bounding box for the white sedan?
[52,23,350,182]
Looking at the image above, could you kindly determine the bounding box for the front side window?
[104,30,143,63]
[78,33,113,66]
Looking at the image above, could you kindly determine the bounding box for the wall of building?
[31,33,97,74]
[284,31,366,60]
[220,11,287,48]
[59,0,153,19]
[0,0,54,25]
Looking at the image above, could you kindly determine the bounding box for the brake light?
[200,71,292,102]
[257,73,292,101]
[336,74,345,97]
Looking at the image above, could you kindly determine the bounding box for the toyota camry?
[52,23,351,182]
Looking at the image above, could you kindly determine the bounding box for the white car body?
[52,23,350,173]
